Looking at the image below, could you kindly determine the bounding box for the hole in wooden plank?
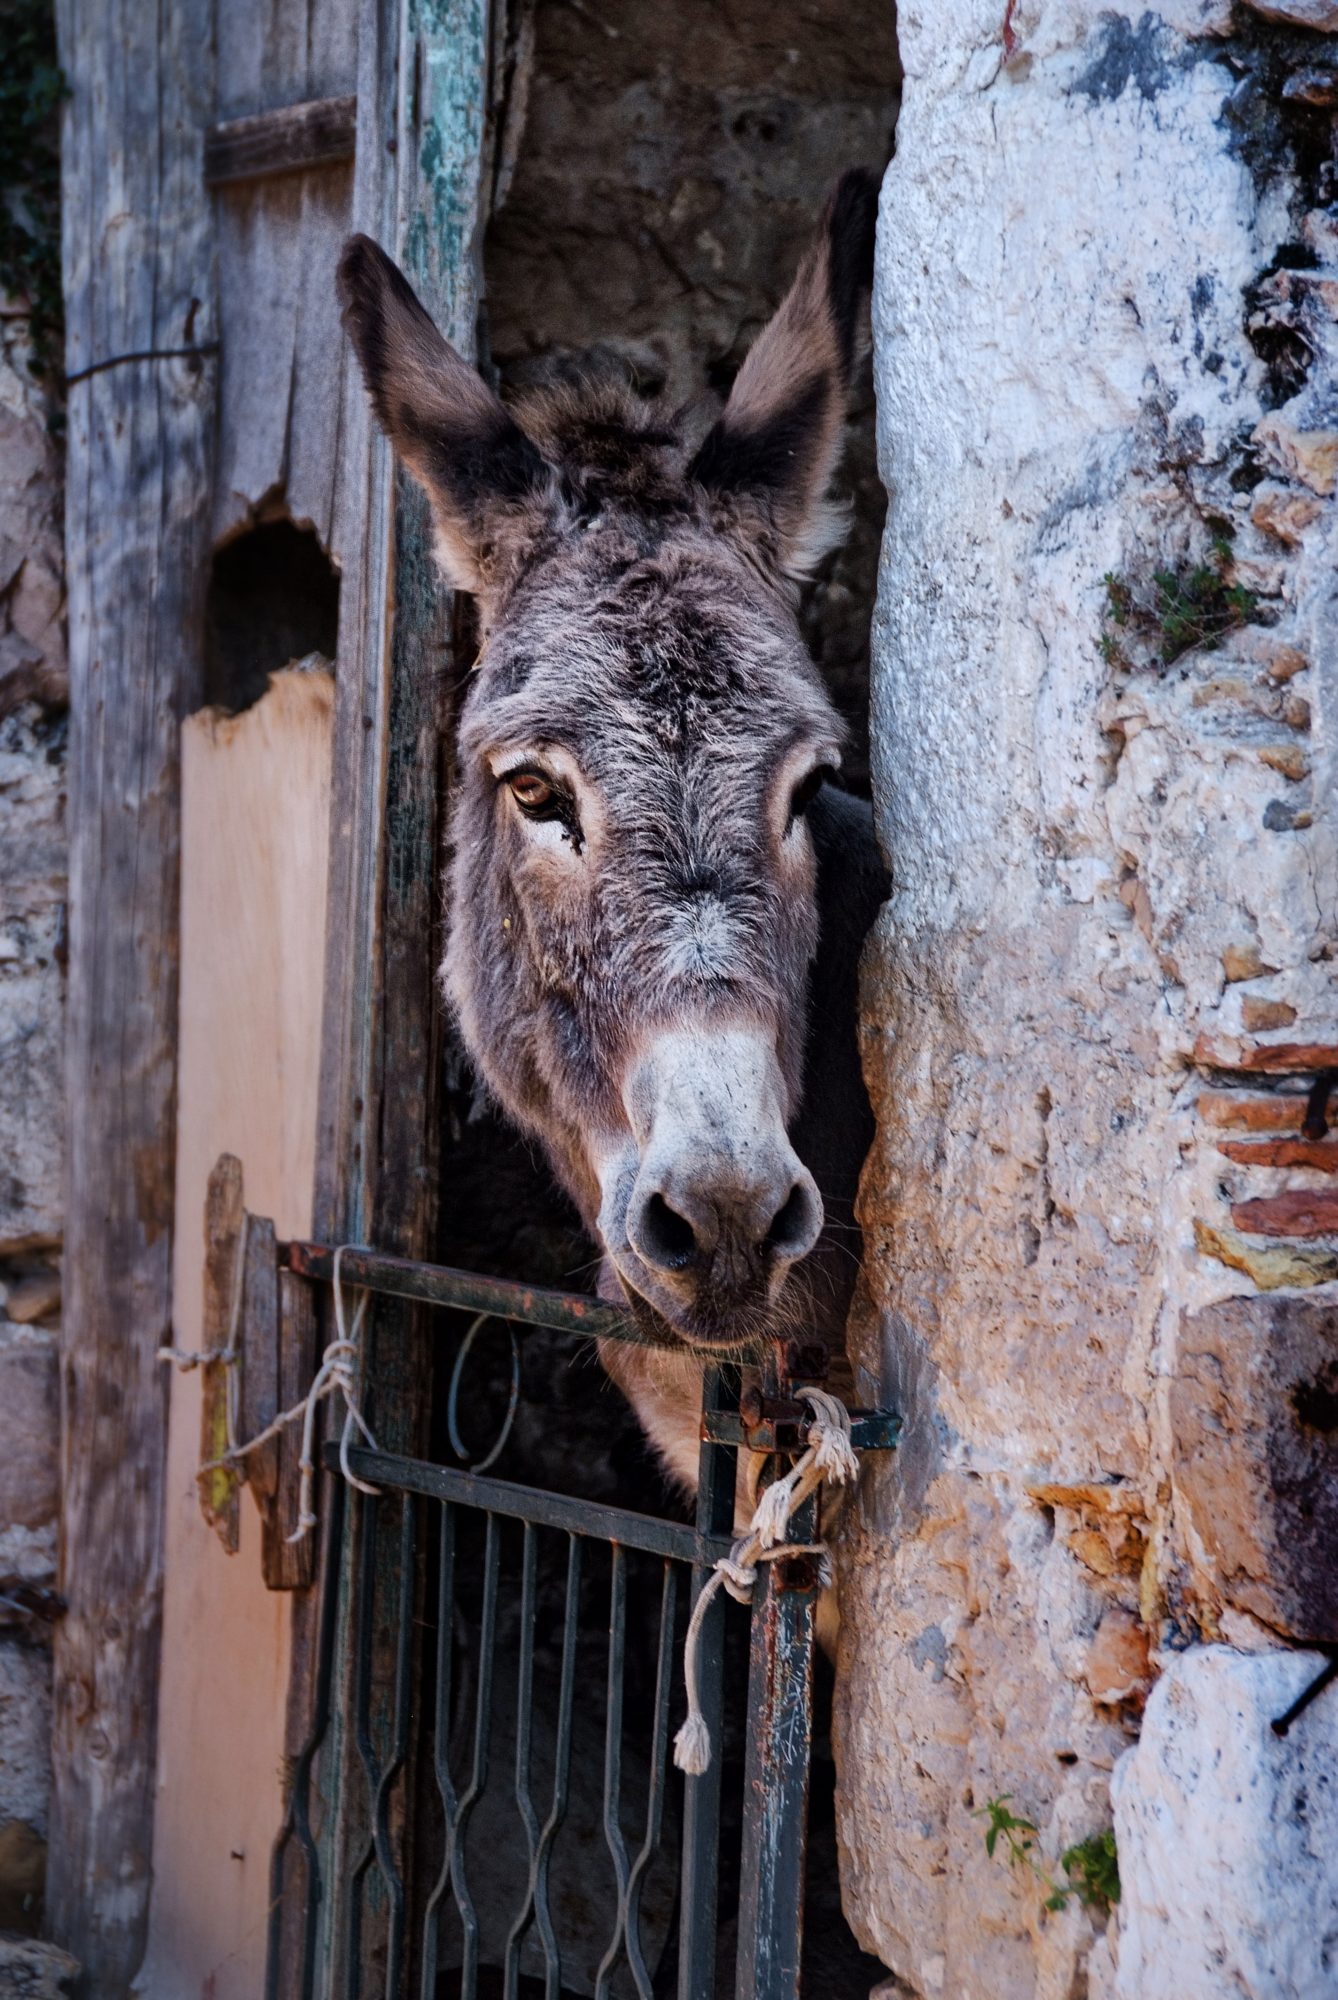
[203,518,339,714]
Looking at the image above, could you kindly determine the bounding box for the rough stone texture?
[0,1647,52,1844]
[1172,1295,1338,1639]
[0,323,65,722]
[0,1331,58,1536]
[841,4,1338,1995]
[1107,1645,1338,1999]
[0,313,64,1942]
[0,318,65,1259]
[0,1936,79,1998]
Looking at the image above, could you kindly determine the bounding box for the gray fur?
[339,174,886,1489]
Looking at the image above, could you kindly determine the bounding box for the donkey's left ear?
[689,169,878,582]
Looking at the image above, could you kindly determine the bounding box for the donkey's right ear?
[338,235,548,594]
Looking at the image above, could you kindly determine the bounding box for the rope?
[158,1241,381,1544]
[673,1386,857,1776]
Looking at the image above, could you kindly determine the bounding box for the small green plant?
[1100,534,1259,671]
[975,1798,1120,1916]
[1056,1828,1120,1914]
[977,1795,1041,1870]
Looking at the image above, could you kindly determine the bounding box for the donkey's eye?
[788,765,834,824]
[506,769,559,817]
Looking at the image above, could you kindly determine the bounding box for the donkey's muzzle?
[607,1026,823,1336]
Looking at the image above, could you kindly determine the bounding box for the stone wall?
[0,305,66,1936]
[842,4,1338,1996]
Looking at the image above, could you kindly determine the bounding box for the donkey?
[338,172,889,1501]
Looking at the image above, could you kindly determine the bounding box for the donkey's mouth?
[600,1237,791,1357]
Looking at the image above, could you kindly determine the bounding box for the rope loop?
[673,1386,858,1776]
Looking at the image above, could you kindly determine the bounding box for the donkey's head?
[339,173,877,1352]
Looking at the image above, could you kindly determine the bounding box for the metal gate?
[260,1241,897,1998]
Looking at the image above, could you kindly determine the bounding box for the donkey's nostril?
[638,1192,699,1272]
[764,1182,821,1261]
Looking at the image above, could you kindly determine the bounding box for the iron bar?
[622,1560,678,1997]
[531,1534,583,1996]
[703,1408,900,1453]
[348,1492,385,1997]
[734,1488,820,2000]
[1272,1646,1338,1736]
[502,1523,541,1999]
[265,1472,345,2000]
[374,1499,415,1996]
[679,1366,739,2000]
[454,1511,501,1998]
[420,1502,459,1997]
[284,1239,662,1346]
[595,1545,632,2000]
[334,1444,732,1567]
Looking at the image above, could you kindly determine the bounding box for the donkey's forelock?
[339,169,879,1350]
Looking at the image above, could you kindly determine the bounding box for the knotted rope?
[673,1386,858,1776]
[158,1242,381,1543]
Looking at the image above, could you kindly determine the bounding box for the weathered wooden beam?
[290,3,496,1987]
[198,1155,244,1549]
[269,1269,318,1590]
[204,93,358,188]
[48,0,216,1986]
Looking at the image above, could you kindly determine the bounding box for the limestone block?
[0,1938,79,1998]
[0,1332,57,1534]
[0,324,65,720]
[846,0,1338,1992]
[1171,1295,1338,1638]
[0,319,66,1257]
[1243,0,1338,31]
[1109,1646,1338,1999]
[0,1645,51,1836]
[0,708,65,1253]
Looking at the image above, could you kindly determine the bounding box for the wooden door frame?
[276,2,505,1989]
[48,2,217,1988]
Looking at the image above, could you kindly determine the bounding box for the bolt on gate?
[256,1239,898,1997]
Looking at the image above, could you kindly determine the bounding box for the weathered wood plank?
[199,1155,245,1548]
[238,1211,280,1528]
[140,664,332,1997]
[48,0,217,1985]
[216,0,359,124]
[268,1269,318,1589]
[204,94,357,187]
[293,3,495,1989]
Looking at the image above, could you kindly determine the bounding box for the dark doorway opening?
[427,5,901,1992]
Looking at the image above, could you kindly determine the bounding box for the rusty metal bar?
[335,1444,732,1568]
[679,1365,739,2000]
[283,1238,664,1346]
[733,1489,821,2000]
[533,1533,583,1992]
[703,1407,900,1454]
[419,1500,459,1997]
[622,1560,678,1995]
